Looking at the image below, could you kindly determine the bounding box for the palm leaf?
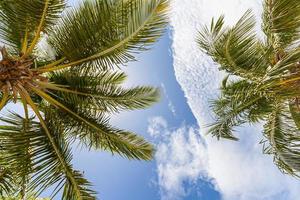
[0,169,15,197]
[198,10,270,80]
[17,88,97,199]
[44,70,160,112]
[43,103,154,160]
[199,0,300,178]
[62,169,96,200]
[41,0,169,72]
[263,102,300,175]
[0,112,95,199]
[209,79,272,140]
[262,0,300,50]
[0,0,66,53]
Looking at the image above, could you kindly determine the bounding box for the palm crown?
[198,0,300,177]
[0,0,168,199]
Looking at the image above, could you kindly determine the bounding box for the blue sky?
[72,0,300,199]
[169,1,300,200]
[43,0,300,199]
[69,30,220,200]
[6,0,300,199]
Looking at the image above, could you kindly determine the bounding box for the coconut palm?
[0,0,168,199]
[198,0,300,177]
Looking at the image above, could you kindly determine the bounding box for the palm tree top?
[198,0,300,177]
[0,0,169,199]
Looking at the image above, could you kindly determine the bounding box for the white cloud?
[168,0,300,200]
[204,125,300,200]
[148,116,168,138]
[148,117,209,200]
[149,117,300,200]
[161,83,177,116]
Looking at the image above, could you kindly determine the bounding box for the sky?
[66,0,300,199]
[5,0,300,199]
[68,30,210,200]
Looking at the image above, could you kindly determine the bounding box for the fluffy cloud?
[148,116,168,138]
[148,117,209,200]
[150,116,300,200]
[162,0,300,199]
[204,125,300,200]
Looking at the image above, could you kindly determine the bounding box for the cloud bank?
[150,0,300,199]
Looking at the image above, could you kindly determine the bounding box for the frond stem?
[21,26,29,55]
[28,84,134,148]
[34,81,140,101]
[34,57,66,71]
[17,85,83,200]
[22,0,50,59]
[0,91,9,111]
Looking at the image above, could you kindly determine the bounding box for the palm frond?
[0,113,54,197]
[62,169,96,200]
[0,113,64,198]
[209,79,272,140]
[44,105,154,160]
[262,0,300,50]
[263,102,300,176]
[45,70,160,112]
[198,10,270,80]
[50,70,128,86]
[0,169,15,197]
[199,0,300,179]
[42,0,169,72]
[17,89,97,199]
[289,101,300,130]
[0,0,66,53]
[25,85,154,160]
[264,48,300,78]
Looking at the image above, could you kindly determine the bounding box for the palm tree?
[0,0,168,199]
[198,0,300,177]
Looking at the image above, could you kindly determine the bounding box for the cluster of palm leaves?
[198,0,300,177]
[0,0,168,199]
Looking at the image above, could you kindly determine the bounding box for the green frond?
[262,0,300,50]
[260,49,300,100]
[24,85,155,160]
[50,70,128,86]
[198,15,226,53]
[0,113,61,197]
[0,111,96,199]
[198,10,270,80]
[45,0,169,71]
[289,101,300,130]
[62,169,96,200]
[0,92,10,112]
[209,79,272,140]
[263,102,300,175]
[264,48,300,78]
[0,196,50,200]
[45,71,160,112]
[0,0,66,53]
[45,107,154,160]
[0,169,15,197]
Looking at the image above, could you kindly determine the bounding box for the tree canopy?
[198,0,300,177]
[0,0,168,199]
